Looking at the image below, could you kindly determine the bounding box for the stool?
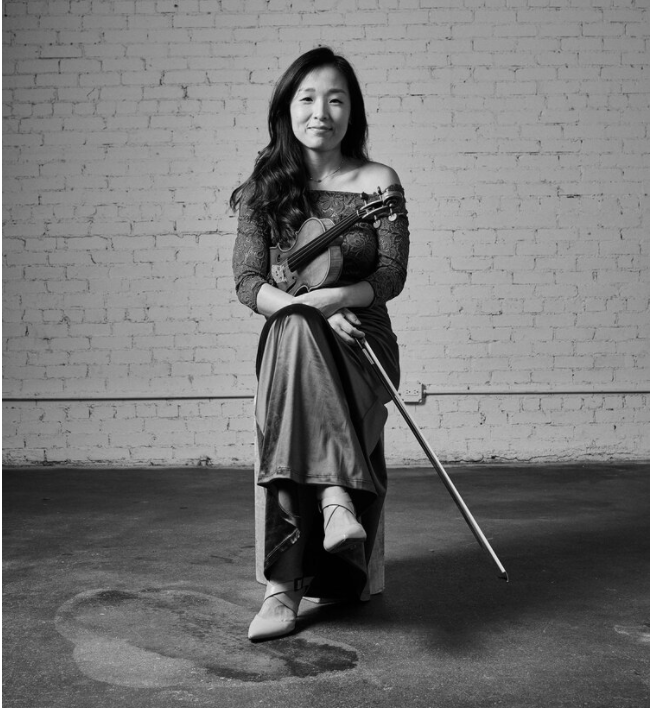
[254,438,385,595]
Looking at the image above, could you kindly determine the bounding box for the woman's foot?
[319,487,367,554]
[248,576,313,642]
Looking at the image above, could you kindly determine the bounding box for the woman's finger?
[344,315,362,328]
[328,312,364,345]
[340,311,365,339]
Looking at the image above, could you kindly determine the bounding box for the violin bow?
[358,338,509,582]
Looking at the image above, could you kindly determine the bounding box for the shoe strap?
[264,575,314,603]
[321,503,360,533]
[320,495,356,513]
[319,491,355,507]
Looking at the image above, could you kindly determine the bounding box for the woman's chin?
[302,141,341,155]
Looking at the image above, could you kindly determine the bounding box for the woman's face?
[289,65,351,155]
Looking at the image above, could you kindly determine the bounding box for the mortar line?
[2,389,649,403]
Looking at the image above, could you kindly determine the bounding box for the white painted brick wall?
[3,0,649,466]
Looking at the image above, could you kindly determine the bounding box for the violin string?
[287,211,361,271]
[287,194,398,271]
[288,201,394,270]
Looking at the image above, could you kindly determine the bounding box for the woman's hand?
[293,288,343,318]
[326,308,365,346]
[294,286,371,345]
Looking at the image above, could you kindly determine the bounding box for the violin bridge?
[271,263,295,288]
[269,245,298,290]
[271,264,285,282]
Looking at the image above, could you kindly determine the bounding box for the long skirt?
[254,303,399,601]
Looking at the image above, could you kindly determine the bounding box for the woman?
[231,47,410,642]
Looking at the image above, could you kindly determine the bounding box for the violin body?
[269,185,404,296]
[269,217,341,295]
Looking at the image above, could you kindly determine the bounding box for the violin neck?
[287,211,362,272]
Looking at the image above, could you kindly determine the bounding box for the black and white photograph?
[2,1,649,706]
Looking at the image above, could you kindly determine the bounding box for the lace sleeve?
[232,195,273,314]
[363,184,410,305]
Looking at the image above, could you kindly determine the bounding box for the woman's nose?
[312,100,328,119]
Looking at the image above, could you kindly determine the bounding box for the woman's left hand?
[326,308,365,346]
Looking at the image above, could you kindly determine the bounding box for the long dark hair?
[230,47,369,246]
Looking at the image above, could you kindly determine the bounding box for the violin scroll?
[359,186,405,222]
[382,188,404,211]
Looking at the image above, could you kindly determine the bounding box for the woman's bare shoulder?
[345,160,402,193]
[360,161,401,191]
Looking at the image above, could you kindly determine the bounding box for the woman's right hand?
[293,288,343,319]
[326,308,365,346]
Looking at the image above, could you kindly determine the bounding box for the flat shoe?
[321,497,367,554]
[248,576,313,642]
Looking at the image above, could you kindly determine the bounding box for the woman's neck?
[304,149,344,183]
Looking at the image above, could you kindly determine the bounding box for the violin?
[269,186,404,295]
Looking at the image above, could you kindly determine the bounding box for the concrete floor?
[2,463,649,708]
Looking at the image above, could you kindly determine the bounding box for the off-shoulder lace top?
[232,185,410,314]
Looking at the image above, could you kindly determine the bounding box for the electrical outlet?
[400,382,425,404]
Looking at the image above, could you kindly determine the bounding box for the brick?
[2,0,648,466]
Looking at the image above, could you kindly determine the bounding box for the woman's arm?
[362,187,409,306]
[233,193,272,313]
[292,281,373,316]
[255,282,373,346]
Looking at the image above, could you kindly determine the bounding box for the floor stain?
[55,587,359,688]
[614,624,650,645]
